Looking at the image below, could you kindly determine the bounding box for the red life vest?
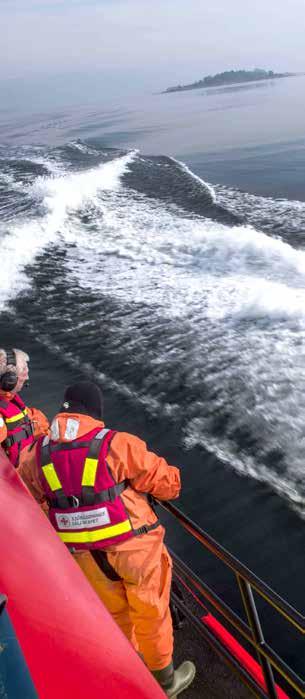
[0,394,35,467]
[37,427,160,551]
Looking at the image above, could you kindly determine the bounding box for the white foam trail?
[214,182,305,241]
[32,151,135,217]
[50,173,305,515]
[5,150,305,513]
[0,152,135,308]
[180,221,305,277]
[69,141,101,155]
[0,173,16,186]
[227,280,305,322]
[62,183,305,323]
[183,424,305,517]
[171,156,216,202]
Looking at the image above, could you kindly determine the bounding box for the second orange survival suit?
[19,409,181,671]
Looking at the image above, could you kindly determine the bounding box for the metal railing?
[159,500,305,699]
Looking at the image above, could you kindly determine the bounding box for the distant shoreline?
[163,69,298,94]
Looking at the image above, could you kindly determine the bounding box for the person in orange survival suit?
[19,381,196,697]
[0,348,49,466]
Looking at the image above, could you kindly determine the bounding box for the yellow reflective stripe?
[58,519,132,543]
[81,457,99,487]
[6,409,28,424]
[42,463,63,492]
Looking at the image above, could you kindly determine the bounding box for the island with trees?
[163,69,296,94]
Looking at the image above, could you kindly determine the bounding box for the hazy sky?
[1,0,305,104]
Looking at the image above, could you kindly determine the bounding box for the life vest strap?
[41,460,70,508]
[41,441,52,467]
[94,479,129,503]
[133,520,161,536]
[49,440,91,452]
[5,410,29,426]
[91,550,122,581]
[3,424,34,448]
[52,489,70,509]
[6,416,31,430]
[48,479,130,509]
[81,430,111,498]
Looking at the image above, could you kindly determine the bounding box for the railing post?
[237,575,278,699]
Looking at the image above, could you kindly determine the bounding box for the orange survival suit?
[19,410,181,672]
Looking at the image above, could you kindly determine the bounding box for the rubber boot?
[152,661,196,698]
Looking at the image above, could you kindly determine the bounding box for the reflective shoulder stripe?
[50,419,59,441]
[42,435,50,447]
[82,457,99,487]
[81,429,111,487]
[6,409,28,424]
[42,463,63,492]
[58,519,132,544]
[95,428,110,441]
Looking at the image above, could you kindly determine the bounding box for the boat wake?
[2,140,305,514]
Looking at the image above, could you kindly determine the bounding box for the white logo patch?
[55,507,111,530]
[64,418,80,441]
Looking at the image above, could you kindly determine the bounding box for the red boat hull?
[0,448,164,699]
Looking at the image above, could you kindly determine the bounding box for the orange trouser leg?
[124,545,174,671]
[73,550,138,650]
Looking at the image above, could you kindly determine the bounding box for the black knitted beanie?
[61,381,103,420]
